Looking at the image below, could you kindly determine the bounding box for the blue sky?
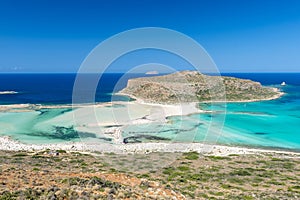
[0,0,300,73]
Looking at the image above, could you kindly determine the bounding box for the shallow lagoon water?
[200,85,300,149]
[0,73,299,150]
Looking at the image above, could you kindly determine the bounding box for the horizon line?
[1,71,300,74]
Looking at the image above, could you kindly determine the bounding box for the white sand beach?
[1,136,300,157]
[0,90,294,156]
[0,101,203,147]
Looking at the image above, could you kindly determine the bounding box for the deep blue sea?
[0,73,299,150]
[0,73,299,104]
[0,73,133,104]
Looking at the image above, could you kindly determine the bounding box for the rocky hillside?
[119,71,282,103]
[1,150,299,199]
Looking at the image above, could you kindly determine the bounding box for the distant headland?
[119,71,284,104]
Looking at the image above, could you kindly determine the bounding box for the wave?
[0,91,18,95]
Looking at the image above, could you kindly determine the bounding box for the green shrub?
[12,153,28,157]
[230,169,251,176]
[57,150,67,153]
[177,166,190,171]
[183,151,199,160]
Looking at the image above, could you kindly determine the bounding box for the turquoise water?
[0,108,81,144]
[0,73,299,150]
[217,85,300,149]
[1,85,299,150]
[122,85,300,150]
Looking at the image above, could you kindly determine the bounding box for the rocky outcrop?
[119,71,282,103]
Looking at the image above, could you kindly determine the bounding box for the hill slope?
[119,71,282,103]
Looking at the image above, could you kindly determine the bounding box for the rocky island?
[119,71,283,103]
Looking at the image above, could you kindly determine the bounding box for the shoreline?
[222,88,285,103]
[116,87,285,104]
[1,136,300,157]
[0,85,284,111]
[0,86,289,156]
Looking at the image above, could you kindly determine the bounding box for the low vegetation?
[119,71,281,103]
[0,150,299,199]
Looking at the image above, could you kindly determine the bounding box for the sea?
[0,73,299,150]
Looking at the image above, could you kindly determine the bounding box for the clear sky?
[0,0,300,73]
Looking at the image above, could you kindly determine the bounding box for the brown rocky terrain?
[0,150,299,199]
[119,71,282,103]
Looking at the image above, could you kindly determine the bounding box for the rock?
[55,190,61,196]
[49,186,60,192]
[92,185,100,191]
[140,180,150,188]
[117,192,125,198]
[47,191,56,199]
[49,195,56,200]
[81,190,88,196]
[109,188,117,194]
[107,194,114,200]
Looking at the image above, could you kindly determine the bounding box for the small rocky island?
[119,71,282,103]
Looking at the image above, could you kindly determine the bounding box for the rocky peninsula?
[119,71,283,103]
